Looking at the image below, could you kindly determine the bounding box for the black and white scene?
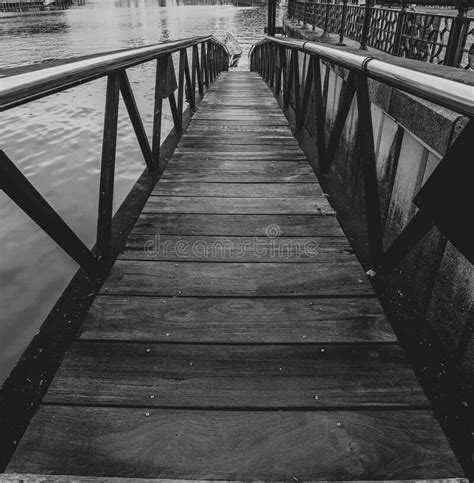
[0,0,472,480]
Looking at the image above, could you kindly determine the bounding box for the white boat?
[223,33,242,67]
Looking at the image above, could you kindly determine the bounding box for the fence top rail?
[251,37,474,117]
[0,35,228,112]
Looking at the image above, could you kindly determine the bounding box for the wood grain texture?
[1,477,468,483]
[79,296,396,343]
[151,182,324,197]
[160,166,317,183]
[120,235,350,262]
[7,407,463,479]
[100,261,373,296]
[170,151,308,160]
[142,197,334,215]
[131,214,345,236]
[43,342,427,407]
[7,71,461,481]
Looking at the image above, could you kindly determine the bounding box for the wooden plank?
[167,159,312,170]
[43,342,427,407]
[8,407,462,479]
[173,145,303,152]
[120,235,350,262]
[142,197,334,215]
[79,296,396,343]
[189,120,290,126]
[170,152,308,160]
[161,166,316,183]
[151,182,324,197]
[100,261,373,296]
[187,125,293,134]
[0,476,468,483]
[179,138,299,147]
[131,214,345,236]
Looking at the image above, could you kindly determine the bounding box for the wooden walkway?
[5,71,463,480]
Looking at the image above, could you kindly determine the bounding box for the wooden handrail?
[0,36,231,273]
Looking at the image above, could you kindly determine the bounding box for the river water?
[0,0,281,384]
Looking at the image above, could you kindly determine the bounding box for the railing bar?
[183,49,196,112]
[202,42,210,89]
[378,211,434,274]
[296,55,313,131]
[151,55,170,170]
[168,92,181,132]
[293,50,301,128]
[284,49,294,108]
[96,72,121,262]
[312,56,327,169]
[118,70,154,172]
[0,150,100,275]
[191,44,197,98]
[355,73,384,264]
[178,49,186,127]
[323,70,356,173]
[195,44,204,96]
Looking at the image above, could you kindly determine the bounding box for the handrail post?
[338,0,348,46]
[151,55,170,170]
[359,0,373,50]
[444,0,470,66]
[97,72,120,262]
[392,1,407,56]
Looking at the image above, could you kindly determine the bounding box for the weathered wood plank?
[174,144,303,152]
[80,296,395,343]
[151,182,324,198]
[179,138,299,147]
[131,214,345,236]
[170,152,308,160]
[160,166,316,183]
[7,407,463,479]
[142,197,334,215]
[100,261,373,296]
[43,342,427,407]
[120,235,349,262]
[167,159,313,170]
[0,476,468,483]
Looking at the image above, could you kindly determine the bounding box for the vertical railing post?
[202,42,210,89]
[177,49,186,127]
[444,1,470,66]
[338,0,348,46]
[392,1,407,56]
[96,72,120,262]
[151,55,170,169]
[359,0,373,50]
[194,44,204,96]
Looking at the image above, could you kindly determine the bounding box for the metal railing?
[250,36,473,271]
[0,36,230,274]
[287,0,474,68]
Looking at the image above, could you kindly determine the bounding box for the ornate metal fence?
[286,0,474,68]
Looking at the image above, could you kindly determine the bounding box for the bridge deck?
[5,71,463,480]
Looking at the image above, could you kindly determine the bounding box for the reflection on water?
[0,0,280,384]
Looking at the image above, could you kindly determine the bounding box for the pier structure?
[0,30,472,480]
